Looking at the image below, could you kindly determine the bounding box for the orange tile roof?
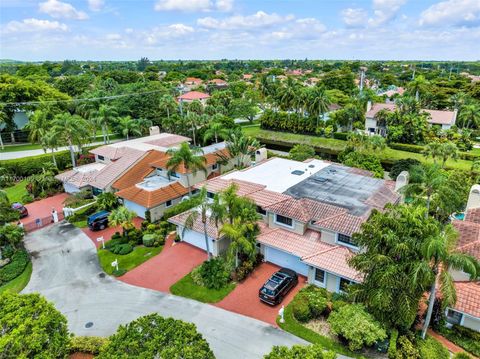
[453,281,480,318]
[453,220,480,261]
[265,198,346,223]
[168,210,220,239]
[177,91,210,101]
[115,182,188,209]
[315,212,367,237]
[246,189,291,208]
[149,149,224,174]
[113,150,167,190]
[195,177,266,196]
[303,246,362,281]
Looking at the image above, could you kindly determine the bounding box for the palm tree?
[137,118,153,136]
[117,116,141,140]
[52,113,89,168]
[438,142,459,168]
[458,103,480,129]
[108,206,136,236]
[203,121,228,144]
[97,104,118,144]
[182,187,221,260]
[220,218,258,268]
[158,94,177,120]
[223,130,260,168]
[41,129,60,167]
[423,142,442,164]
[403,164,447,217]
[307,86,331,127]
[408,75,429,102]
[419,224,479,339]
[185,112,201,146]
[0,105,7,150]
[166,142,206,195]
[25,109,49,153]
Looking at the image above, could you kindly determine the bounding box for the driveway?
[22,223,305,359]
[216,262,306,326]
[120,233,207,292]
[81,217,143,248]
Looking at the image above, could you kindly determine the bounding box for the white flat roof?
[222,158,330,193]
[136,174,177,191]
[75,162,106,173]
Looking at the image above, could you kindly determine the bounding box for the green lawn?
[244,127,475,171]
[0,143,43,152]
[277,301,364,358]
[170,272,236,303]
[0,261,32,294]
[98,245,163,275]
[3,180,28,203]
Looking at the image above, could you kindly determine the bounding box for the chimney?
[395,171,409,193]
[149,126,160,136]
[367,101,372,112]
[466,185,480,210]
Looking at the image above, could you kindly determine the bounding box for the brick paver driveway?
[216,262,306,326]
[119,234,207,292]
[82,217,143,248]
[19,193,70,225]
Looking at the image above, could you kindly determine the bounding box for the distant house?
[365,102,457,136]
[378,86,405,100]
[177,91,210,104]
[208,78,228,88]
[184,77,203,86]
[243,74,253,81]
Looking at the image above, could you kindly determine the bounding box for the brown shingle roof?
[453,281,480,318]
[115,182,188,209]
[113,150,167,191]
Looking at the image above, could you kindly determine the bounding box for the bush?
[190,266,204,286]
[292,296,312,323]
[265,344,336,359]
[289,144,316,161]
[69,336,108,355]
[453,353,472,359]
[418,336,449,359]
[388,329,398,359]
[125,228,143,245]
[260,109,318,135]
[0,150,74,177]
[110,243,133,255]
[333,132,349,140]
[390,158,421,179]
[162,195,201,220]
[395,334,420,359]
[389,142,425,154]
[234,260,254,282]
[438,325,480,357]
[0,250,29,285]
[328,304,387,351]
[341,150,384,178]
[197,258,230,290]
[21,193,34,204]
[142,233,157,247]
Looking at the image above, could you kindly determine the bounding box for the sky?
[0,0,480,61]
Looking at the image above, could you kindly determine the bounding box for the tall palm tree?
[41,129,60,167]
[423,142,442,164]
[203,121,228,144]
[403,164,447,217]
[419,225,479,339]
[97,104,118,144]
[223,130,260,168]
[185,112,201,146]
[166,142,206,195]
[108,206,136,236]
[408,75,429,102]
[438,142,459,168]
[137,118,153,136]
[220,218,258,268]
[117,116,141,140]
[52,113,89,168]
[458,103,480,129]
[25,109,49,153]
[307,86,331,127]
[158,94,177,120]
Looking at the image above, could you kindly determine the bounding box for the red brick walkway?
[215,262,306,326]
[428,329,471,356]
[82,217,143,248]
[19,193,70,224]
[119,233,207,292]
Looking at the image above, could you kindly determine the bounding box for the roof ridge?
[314,209,349,224]
[302,245,339,260]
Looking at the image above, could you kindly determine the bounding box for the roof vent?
[291,170,304,176]
[308,164,315,168]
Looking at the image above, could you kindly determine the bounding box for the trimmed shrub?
[289,144,316,161]
[389,142,424,154]
[162,195,201,220]
[191,266,204,286]
[0,250,29,285]
[388,329,398,359]
[265,344,336,359]
[328,304,387,351]
[418,336,449,359]
[142,233,157,247]
[198,258,230,289]
[110,243,133,255]
[333,132,349,140]
[69,336,109,355]
[438,325,480,357]
[292,296,312,323]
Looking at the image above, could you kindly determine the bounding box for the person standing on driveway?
[52,208,59,223]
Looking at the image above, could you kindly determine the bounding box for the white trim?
[335,232,358,250]
[313,267,326,288]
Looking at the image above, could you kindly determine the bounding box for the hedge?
[260,109,318,135]
[389,142,480,161]
[333,132,349,140]
[162,195,201,220]
[0,250,29,285]
[69,336,108,355]
[418,336,449,359]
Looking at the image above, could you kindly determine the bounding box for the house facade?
[169,157,402,292]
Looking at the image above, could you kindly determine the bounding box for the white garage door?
[182,229,214,254]
[264,246,309,276]
[124,200,146,219]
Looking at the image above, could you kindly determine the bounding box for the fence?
[22,212,65,233]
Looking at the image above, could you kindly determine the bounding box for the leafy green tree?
[0,292,70,358]
[97,104,118,144]
[408,75,429,102]
[328,304,387,351]
[108,206,136,236]
[158,94,177,120]
[349,205,440,331]
[116,116,141,140]
[52,112,89,168]
[458,103,480,129]
[167,142,207,195]
[223,130,260,168]
[230,98,257,123]
[96,192,119,211]
[98,313,214,359]
[0,223,24,249]
[289,144,316,161]
[203,121,228,144]
[420,224,478,339]
[264,344,335,359]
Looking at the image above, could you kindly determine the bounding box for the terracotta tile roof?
[204,149,230,166]
[453,281,480,318]
[150,156,207,174]
[453,220,480,261]
[243,74,253,79]
[185,77,203,85]
[315,212,366,237]
[209,79,227,85]
[168,210,220,239]
[264,198,346,223]
[144,134,190,148]
[257,227,328,258]
[90,146,130,160]
[195,177,266,196]
[365,183,401,210]
[366,103,396,118]
[246,189,291,208]
[303,246,362,281]
[177,91,210,101]
[115,182,188,209]
[366,103,457,126]
[89,148,146,190]
[466,208,480,224]
[55,167,102,188]
[113,150,167,191]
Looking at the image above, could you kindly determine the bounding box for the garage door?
[182,229,214,254]
[124,200,146,219]
[264,246,309,276]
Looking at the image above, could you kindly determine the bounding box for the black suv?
[87,211,110,231]
[259,268,298,305]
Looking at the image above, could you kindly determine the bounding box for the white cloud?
[368,0,406,26]
[154,0,232,12]
[419,0,480,27]
[342,8,368,28]
[141,23,194,45]
[197,11,293,30]
[269,18,326,41]
[88,0,105,12]
[39,0,88,20]
[2,18,68,33]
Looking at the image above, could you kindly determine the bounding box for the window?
[97,155,105,161]
[275,214,293,227]
[446,309,463,325]
[170,172,180,178]
[207,191,215,199]
[339,277,353,292]
[257,206,266,216]
[165,200,172,208]
[337,233,357,247]
[212,163,218,170]
[314,269,325,284]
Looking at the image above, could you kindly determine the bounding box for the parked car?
[87,211,110,231]
[11,202,28,218]
[259,268,298,305]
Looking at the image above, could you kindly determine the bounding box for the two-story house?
[168,157,401,292]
